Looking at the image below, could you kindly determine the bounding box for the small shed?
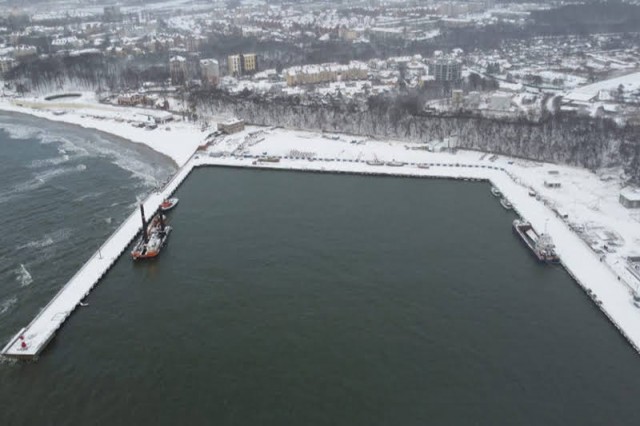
[219,119,245,134]
[620,188,640,209]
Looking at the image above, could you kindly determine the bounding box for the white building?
[200,59,219,86]
[228,54,242,77]
[13,45,37,58]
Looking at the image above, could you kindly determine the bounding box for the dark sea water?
[0,111,175,347]
[2,121,640,425]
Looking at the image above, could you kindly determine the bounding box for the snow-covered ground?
[3,96,640,358]
[0,93,205,166]
[565,71,640,101]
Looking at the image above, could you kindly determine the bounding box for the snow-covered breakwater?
[0,160,197,359]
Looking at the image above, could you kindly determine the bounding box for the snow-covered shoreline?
[0,94,205,167]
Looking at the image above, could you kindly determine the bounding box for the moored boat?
[500,198,513,210]
[512,219,559,263]
[366,160,384,166]
[259,156,280,163]
[417,163,430,169]
[160,197,179,212]
[491,186,501,197]
[131,205,172,260]
[386,160,406,167]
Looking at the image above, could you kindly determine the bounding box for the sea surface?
[0,111,175,347]
[1,120,640,425]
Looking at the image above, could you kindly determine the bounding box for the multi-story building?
[219,118,245,134]
[429,59,462,82]
[242,53,258,74]
[13,45,37,59]
[228,54,242,77]
[103,5,122,22]
[186,35,205,52]
[185,52,201,82]
[284,62,368,87]
[200,58,220,86]
[451,89,464,109]
[169,56,188,85]
[0,57,15,75]
[227,53,258,76]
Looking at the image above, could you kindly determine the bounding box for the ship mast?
[158,210,166,232]
[140,204,148,243]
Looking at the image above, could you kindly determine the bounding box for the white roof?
[620,188,640,202]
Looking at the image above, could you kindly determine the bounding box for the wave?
[16,264,33,287]
[29,154,70,168]
[17,228,72,250]
[0,122,44,140]
[88,134,166,187]
[0,178,45,203]
[2,118,173,189]
[33,164,86,183]
[17,236,54,250]
[73,191,103,202]
[0,296,17,315]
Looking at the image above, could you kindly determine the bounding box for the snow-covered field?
[565,71,640,101]
[2,95,640,359]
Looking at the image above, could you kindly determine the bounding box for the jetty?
[1,160,196,359]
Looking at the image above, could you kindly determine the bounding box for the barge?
[131,205,172,260]
[513,219,559,263]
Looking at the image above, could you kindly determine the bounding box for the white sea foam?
[16,264,33,287]
[73,191,103,202]
[18,236,54,250]
[41,133,90,157]
[17,228,72,250]
[0,354,18,365]
[33,163,86,183]
[0,160,87,205]
[89,134,164,187]
[29,154,70,168]
[3,119,171,189]
[0,122,43,140]
[0,296,17,315]
[0,178,45,204]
